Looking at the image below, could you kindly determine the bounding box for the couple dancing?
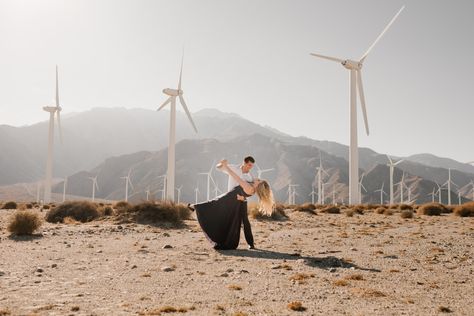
[189,156,275,250]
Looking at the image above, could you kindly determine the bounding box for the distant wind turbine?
[43,65,64,203]
[176,185,183,203]
[443,168,457,205]
[311,6,405,204]
[315,154,329,204]
[358,173,367,204]
[309,188,317,204]
[395,171,407,203]
[88,176,99,202]
[435,183,443,204]
[199,162,217,201]
[387,155,404,205]
[194,186,199,204]
[255,163,274,179]
[120,169,134,202]
[62,177,68,203]
[428,188,437,203]
[375,182,387,204]
[145,187,151,201]
[157,54,198,201]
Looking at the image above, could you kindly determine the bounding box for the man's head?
[242,156,255,174]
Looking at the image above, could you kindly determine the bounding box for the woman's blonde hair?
[255,180,275,216]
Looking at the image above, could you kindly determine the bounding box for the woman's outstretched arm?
[219,160,255,195]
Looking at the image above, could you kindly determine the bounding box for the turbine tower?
[358,173,367,204]
[145,187,151,201]
[88,176,99,202]
[62,177,68,203]
[309,188,317,204]
[316,154,329,204]
[387,155,404,205]
[395,171,407,203]
[311,6,404,204]
[176,185,183,203]
[157,54,198,201]
[121,169,134,202]
[157,174,167,200]
[194,186,200,204]
[199,163,217,201]
[428,188,437,203]
[443,168,457,205]
[435,183,442,204]
[43,65,64,203]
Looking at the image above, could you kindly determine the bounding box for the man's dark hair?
[244,156,255,163]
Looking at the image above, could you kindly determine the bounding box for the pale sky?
[1,0,473,162]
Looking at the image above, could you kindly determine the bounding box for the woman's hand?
[217,159,228,169]
[237,194,246,201]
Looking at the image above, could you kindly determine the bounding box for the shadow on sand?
[8,233,44,242]
[217,248,381,272]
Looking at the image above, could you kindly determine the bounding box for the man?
[219,156,256,249]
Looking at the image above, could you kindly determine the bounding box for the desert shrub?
[117,201,190,225]
[294,203,317,214]
[46,201,100,223]
[453,202,474,217]
[249,206,288,221]
[2,201,17,209]
[400,209,414,218]
[114,201,132,213]
[287,301,306,312]
[99,206,114,216]
[417,203,447,216]
[352,206,364,215]
[320,205,340,214]
[42,205,50,210]
[399,204,413,211]
[375,207,386,214]
[7,210,42,235]
[345,209,354,217]
[383,209,394,216]
[25,203,33,209]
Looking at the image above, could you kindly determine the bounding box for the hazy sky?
[1,0,473,162]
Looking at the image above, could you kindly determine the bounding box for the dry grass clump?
[344,273,364,281]
[289,273,314,284]
[350,287,386,298]
[0,309,12,316]
[453,202,474,217]
[117,201,190,225]
[375,207,386,214]
[293,203,317,215]
[2,201,17,209]
[99,206,114,216]
[7,210,42,235]
[287,301,306,312]
[320,205,340,214]
[249,206,288,220]
[417,203,447,216]
[114,201,132,212]
[383,209,394,216]
[228,284,242,291]
[42,204,51,210]
[333,279,349,286]
[438,306,453,313]
[399,204,413,210]
[46,201,100,223]
[400,209,414,219]
[345,209,355,217]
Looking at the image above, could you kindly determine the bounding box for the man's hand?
[237,194,246,201]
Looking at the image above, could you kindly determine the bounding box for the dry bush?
[399,204,413,210]
[114,201,132,212]
[289,273,314,284]
[453,202,474,217]
[25,203,33,209]
[294,203,317,214]
[352,206,365,215]
[350,287,386,298]
[99,206,114,216]
[117,201,190,225]
[228,284,242,291]
[0,309,12,316]
[438,306,453,313]
[249,206,287,221]
[2,201,17,209]
[345,273,364,281]
[375,207,386,214]
[417,203,447,216]
[287,301,306,312]
[345,209,355,217]
[320,205,340,214]
[42,205,50,210]
[333,279,349,286]
[46,201,100,223]
[7,210,42,235]
[400,209,414,219]
[383,209,394,216]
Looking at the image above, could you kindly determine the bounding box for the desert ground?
[0,205,473,316]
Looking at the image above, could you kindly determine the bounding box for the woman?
[190,159,275,250]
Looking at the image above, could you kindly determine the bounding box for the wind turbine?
[194,186,200,204]
[88,176,99,202]
[358,173,367,204]
[157,54,198,201]
[120,169,134,202]
[395,171,407,203]
[145,187,151,201]
[157,174,167,200]
[332,184,336,205]
[443,168,457,205]
[290,184,299,204]
[43,65,64,203]
[176,185,183,203]
[309,188,317,204]
[311,6,404,204]
[470,180,474,201]
[255,163,274,179]
[387,155,404,205]
[199,163,217,201]
[36,182,41,203]
[62,177,68,203]
[435,183,443,204]
[375,182,387,204]
[315,154,329,204]
[428,188,437,203]
[457,188,462,205]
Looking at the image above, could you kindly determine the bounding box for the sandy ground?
[0,208,473,316]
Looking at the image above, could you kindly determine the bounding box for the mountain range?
[1,107,473,204]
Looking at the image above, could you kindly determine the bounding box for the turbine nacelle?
[341,60,362,70]
[43,106,61,113]
[163,88,183,97]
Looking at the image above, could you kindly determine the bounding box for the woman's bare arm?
[220,160,255,195]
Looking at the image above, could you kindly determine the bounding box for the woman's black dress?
[195,185,254,250]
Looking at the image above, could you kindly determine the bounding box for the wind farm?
[1,1,473,315]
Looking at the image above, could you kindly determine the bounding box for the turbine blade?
[394,159,404,166]
[360,6,405,62]
[56,111,63,144]
[387,155,393,164]
[310,53,344,63]
[157,97,172,111]
[356,70,370,135]
[179,95,198,133]
[55,65,59,107]
[178,52,184,90]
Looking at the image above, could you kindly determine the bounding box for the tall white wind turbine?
[387,155,404,205]
[121,169,134,202]
[145,187,151,201]
[88,176,99,201]
[43,65,64,203]
[315,154,329,204]
[311,6,404,204]
[62,177,68,203]
[157,55,198,202]
[443,168,457,205]
[255,164,274,179]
